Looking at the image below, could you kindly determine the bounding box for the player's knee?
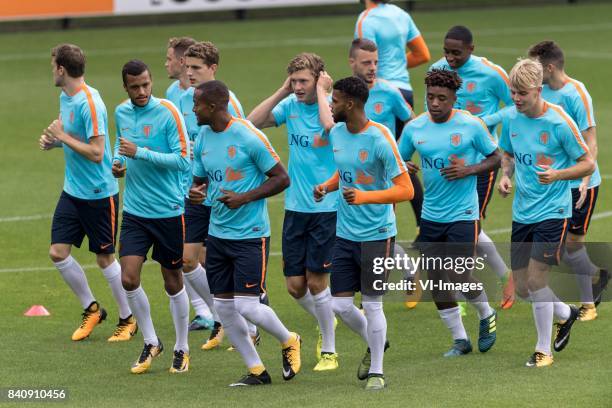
[331,297,351,316]
[234,296,257,320]
[286,280,307,299]
[95,253,114,269]
[526,275,545,292]
[182,256,198,273]
[121,274,139,291]
[49,246,69,263]
[306,277,327,295]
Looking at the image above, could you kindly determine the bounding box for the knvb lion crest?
[358,149,369,163]
[466,81,477,92]
[450,133,462,147]
[143,125,152,138]
[539,131,550,146]
[227,145,237,159]
[374,102,383,114]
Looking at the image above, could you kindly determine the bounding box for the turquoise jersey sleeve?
[558,119,588,161]
[112,111,126,166]
[494,66,512,107]
[568,85,595,131]
[228,91,245,118]
[391,86,412,122]
[472,120,498,157]
[248,128,280,174]
[80,96,106,139]
[483,105,513,128]
[398,125,415,160]
[272,96,289,127]
[406,13,421,42]
[192,134,206,178]
[376,126,406,180]
[134,104,190,171]
[498,114,513,154]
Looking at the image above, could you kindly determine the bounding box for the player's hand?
[112,161,126,178]
[535,164,558,185]
[39,133,57,150]
[218,189,248,209]
[189,183,207,205]
[44,119,66,142]
[342,186,357,205]
[405,161,420,174]
[440,156,471,180]
[118,137,138,158]
[498,175,512,197]
[317,71,333,92]
[281,76,293,94]
[575,180,588,209]
[313,184,327,202]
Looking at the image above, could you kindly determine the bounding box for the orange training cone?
[24,305,50,316]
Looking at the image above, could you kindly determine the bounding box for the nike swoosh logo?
[283,367,292,378]
[543,253,554,258]
[121,128,130,131]
[245,283,258,288]
[100,243,112,250]
[417,140,426,144]
[323,263,332,268]
[202,151,209,156]
[554,334,569,349]
[172,259,182,265]
[333,149,341,153]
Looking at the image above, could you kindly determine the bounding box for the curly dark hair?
[425,69,462,92]
[333,76,369,104]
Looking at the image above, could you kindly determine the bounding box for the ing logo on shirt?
[536,154,554,167]
[374,103,384,114]
[539,131,550,146]
[466,81,477,92]
[227,145,237,160]
[312,134,329,148]
[355,170,374,185]
[358,149,369,163]
[450,133,462,147]
[465,101,482,115]
[225,167,244,181]
[143,125,152,138]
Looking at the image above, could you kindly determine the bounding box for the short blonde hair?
[509,58,543,90]
[185,41,219,66]
[287,52,325,77]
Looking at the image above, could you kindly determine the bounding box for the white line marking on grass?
[1,22,612,62]
[0,214,52,222]
[487,210,612,236]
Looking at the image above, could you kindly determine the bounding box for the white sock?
[167,287,189,353]
[529,288,554,355]
[564,247,597,305]
[126,286,158,346]
[332,296,368,342]
[531,286,571,321]
[438,306,468,341]
[477,230,508,279]
[246,320,258,337]
[101,260,131,319]
[395,244,416,282]
[184,279,211,318]
[235,296,291,344]
[54,255,95,309]
[296,290,317,317]
[468,290,494,319]
[215,298,263,369]
[183,264,218,321]
[362,296,386,375]
[313,288,335,353]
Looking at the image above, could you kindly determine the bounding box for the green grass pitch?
[0,3,611,407]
